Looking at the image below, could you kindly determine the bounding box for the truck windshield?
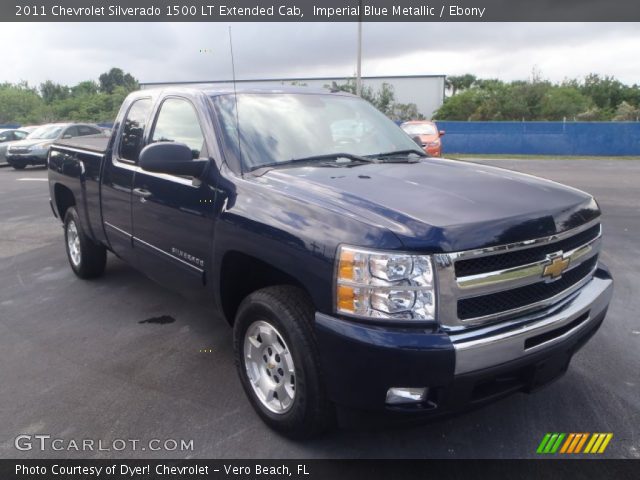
[211,93,420,171]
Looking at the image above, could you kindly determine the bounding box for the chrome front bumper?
[450,269,613,375]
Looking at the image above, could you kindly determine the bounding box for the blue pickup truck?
[48,87,613,437]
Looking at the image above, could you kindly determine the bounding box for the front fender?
[210,174,403,316]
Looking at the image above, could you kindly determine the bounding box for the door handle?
[132,188,152,202]
[133,188,151,198]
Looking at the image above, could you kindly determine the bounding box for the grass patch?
[446,153,640,160]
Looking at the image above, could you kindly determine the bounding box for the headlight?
[427,140,441,147]
[31,143,49,151]
[335,245,435,321]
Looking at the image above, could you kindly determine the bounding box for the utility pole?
[356,0,362,96]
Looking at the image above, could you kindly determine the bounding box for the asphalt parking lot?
[0,159,638,459]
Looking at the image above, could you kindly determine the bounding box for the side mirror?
[411,135,424,147]
[139,142,208,177]
[62,134,73,139]
[439,130,446,137]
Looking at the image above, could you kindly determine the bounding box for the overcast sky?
[2,22,639,86]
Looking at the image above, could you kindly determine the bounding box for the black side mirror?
[139,142,208,177]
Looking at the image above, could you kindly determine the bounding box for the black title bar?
[3,0,640,22]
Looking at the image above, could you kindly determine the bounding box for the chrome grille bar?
[456,234,600,294]
[435,218,601,331]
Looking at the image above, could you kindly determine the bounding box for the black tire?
[12,163,26,170]
[63,207,107,279]
[233,286,334,438]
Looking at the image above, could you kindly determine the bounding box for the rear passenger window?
[78,126,101,136]
[63,126,79,138]
[151,98,206,159]
[120,98,152,162]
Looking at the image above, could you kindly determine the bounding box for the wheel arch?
[218,250,317,325]
[53,183,76,221]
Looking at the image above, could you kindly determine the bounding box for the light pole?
[356,0,362,96]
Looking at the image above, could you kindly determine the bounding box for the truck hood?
[257,158,599,252]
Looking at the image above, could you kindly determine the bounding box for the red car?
[400,121,445,157]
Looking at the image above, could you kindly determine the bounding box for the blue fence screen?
[435,121,640,156]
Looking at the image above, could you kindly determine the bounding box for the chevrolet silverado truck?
[48,87,613,437]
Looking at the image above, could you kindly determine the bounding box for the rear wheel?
[64,207,107,279]
[233,286,334,438]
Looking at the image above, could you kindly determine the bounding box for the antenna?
[228,26,243,174]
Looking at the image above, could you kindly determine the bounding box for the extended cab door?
[101,97,153,263]
[131,96,216,293]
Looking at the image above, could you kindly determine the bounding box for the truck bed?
[54,135,109,154]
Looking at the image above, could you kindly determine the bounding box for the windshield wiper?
[249,153,378,172]
[367,149,427,163]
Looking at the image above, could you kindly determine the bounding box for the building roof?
[138,85,354,97]
[140,74,446,88]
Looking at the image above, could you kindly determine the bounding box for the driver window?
[151,98,206,159]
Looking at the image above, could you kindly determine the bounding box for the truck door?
[131,96,216,294]
[101,97,153,263]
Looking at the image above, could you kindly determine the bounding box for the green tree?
[40,80,70,104]
[375,83,395,116]
[71,80,99,97]
[0,82,45,124]
[575,107,605,121]
[613,101,640,121]
[445,74,477,96]
[433,89,482,120]
[540,87,592,120]
[98,68,139,94]
[580,74,626,114]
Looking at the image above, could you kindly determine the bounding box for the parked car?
[400,120,445,157]
[0,129,30,165]
[19,125,40,134]
[48,87,612,438]
[7,123,103,169]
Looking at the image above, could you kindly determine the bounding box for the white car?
[0,129,30,165]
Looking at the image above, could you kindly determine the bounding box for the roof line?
[140,74,447,86]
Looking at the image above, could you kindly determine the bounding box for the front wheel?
[12,163,26,170]
[64,207,107,279]
[233,286,334,438]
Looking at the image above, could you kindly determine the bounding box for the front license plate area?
[525,351,572,392]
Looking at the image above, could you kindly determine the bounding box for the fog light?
[385,387,428,405]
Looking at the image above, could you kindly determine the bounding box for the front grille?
[455,224,600,277]
[457,256,598,320]
[9,148,30,154]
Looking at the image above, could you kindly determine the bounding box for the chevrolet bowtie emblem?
[543,255,570,279]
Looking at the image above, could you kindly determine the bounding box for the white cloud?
[1,22,639,87]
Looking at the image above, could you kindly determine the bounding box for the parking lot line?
[17,178,48,182]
